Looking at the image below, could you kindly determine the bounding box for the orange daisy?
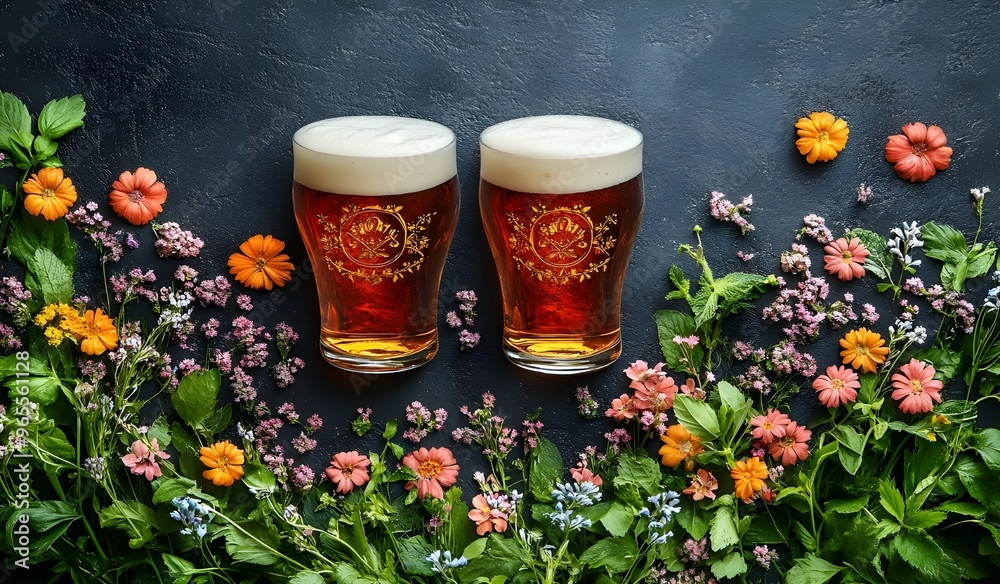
[731,457,768,502]
[199,441,245,486]
[228,235,294,290]
[839,328,890,374]
[78,308,119,355]
[658,424,704,469]
[23,167,77,220]
[109,167,168,225]
[794,112,849,164]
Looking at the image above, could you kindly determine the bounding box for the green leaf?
[26,247,74,304]
[921,222,969,264]
[333,563,377,583]
[99,501,161,549]
[32,135,57,159]
[203,404,232,435]
[222,522,282,565]
[666,264,690,300]
[824,496,869,514]
[457,535,524,580]
[710,551,747,579]
[654,309,700,371]
[955,456,1000,513]
[8,213,77,275]
[463,536,488,560]
[904,510,947,529]
[845,228,892,279]
[973,428,1000,470]
[170,369,221,431]
[242,461,277,492]
[614,454,662,499]
[717,380,751,431]
[383,418,398,440]
[162,553,197,584]
[579,537,638,572]
[672,394,721,440]
[0,91,31,151]
[147,416,172,448]
[37,94,86,139]
[912,346,962,383]
[599,501,634,537]
[288,572,325,584]
[968,242,997,280]
[892,529,962,581]
[712,271,775,316]
[4,501,78,555]
[709,505,739,552]
[834,426,866,475]
[398,536,436,576]
[786,554,846,584]
[153,478,196,504]
[528,437,562,503]
[878,480,905,524]
[934,501,985,518]
[676,497,710,539]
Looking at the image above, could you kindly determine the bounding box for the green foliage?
[527,436,562,502]
[921,221,997,291]
[37,94,86,139]
[671,394,721,441]
[845,227,893,279]
[170,369,222,433]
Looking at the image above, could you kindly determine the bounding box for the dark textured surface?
[2,0,998,472]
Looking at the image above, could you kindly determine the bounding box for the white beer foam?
[293,116,457,195]
[480,115,643,194]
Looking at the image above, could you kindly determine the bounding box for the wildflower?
[682,469,718,501]
[861,303,879,324]
[749,410,790,444]
[291,433,317,454]
[228,234,294,290]
[780,243,811,275]
[629,361,678,412]
[801,214,834,244]
[823,237,869,281]
[812,365,860,408]
[109,167,168,225]
[606,393,636,421]
[658,425,704,469]
[23,167,77,220]
[199,441,246,486]
[79,308,119,355]
[673,335,699,348]
[121,439,169,481]
[736,250,754,262]
[65,202,125,262]
[754,545,780,569]
[83,457,105,481]
[794,112,849,164]
[170,497,213,539]
[522,420,543,451]
[153,222,204,258]
[575,386,600,419]
[891,359,944,414]
[403,447,460,500]
[403,401,447,443]
[731,457,768,502]
[553,480,602,506]
[458,329,480,349]
[427,550,467,574]
[839,328,889,374]
[885,122,953,182]
[643,491,681,545]
[468,493,511,535]
[708,190,755,234]
[677,537,710,563]
[352,407,373,436]
[767,421,811,466]
[857,182,872,203]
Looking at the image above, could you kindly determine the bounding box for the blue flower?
[169,497,213,539]
[427,550,468,573]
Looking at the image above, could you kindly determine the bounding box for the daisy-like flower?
[468,494,510,535]
[199,441,245,487]
[766,421,812,466]
[109,167,168,225]
[403,447,459,500]
[682,469,718,501]
[794,112,849,164]
[891,359,944,414]
[570,466,603,487]
[122,439,170,481]
[731,457,769,502]
[812,365,860,408]
[23,167,77,220]
[605,393,636,421]
[749,409,790,444]
[658,424,704,469]
[823,237,869,281]
[839,328,889,374]
[885,122,953,182]
[324,451,371,494]
[78,308,119,356]
[228,235,294,290]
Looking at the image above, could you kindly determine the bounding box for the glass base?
[320,337,438,373]
[502,334,621,375]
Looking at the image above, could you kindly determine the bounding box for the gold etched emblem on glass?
[292,116,459,373]
[479,115,644,374]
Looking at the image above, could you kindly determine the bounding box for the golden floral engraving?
[318,205,433,284]
[507,205,618,284]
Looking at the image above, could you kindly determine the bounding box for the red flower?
[109,167,168,225]
[403,447,459,500]
[325,451,371,494]
[891,359,944,414]
[885,123,953,182]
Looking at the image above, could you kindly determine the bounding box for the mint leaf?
[785,554,845,584]
[528,437,562,503]
[27,247,74,304]
[878,480,905,524]
[654,309,699,370]
[973,428,1000,470]
[672,394,721,440]
[614,454,662,498]
[892,529,962,581]
[171,369,221,431]
[8,213,77,274]
[37,94,86,139]
[398,536,436,576]
[599,501,633,537]
[666,264,690,300]
[0,91,31,151]
[222,522,281,565]
[710,550,747,579]
[579,537,638,572]
[709,505,739,551]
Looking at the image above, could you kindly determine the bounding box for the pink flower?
[812,365,860,408]
[885,123,953,183]
[682,469,718,501]
[767,421,812,466]
[605,393,636,421]
[823,237,869,281]
[682,378,706,400]
[570,466,604,487]
[749,410,790,444]
[673,335,699,348]
[627,361,678,413]
[403,447,460,500]
[121,438,169,481]
[891,359,944,414]
[468,494,510,535]
[325,451,371,494]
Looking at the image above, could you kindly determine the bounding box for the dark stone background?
[2,0,998,479]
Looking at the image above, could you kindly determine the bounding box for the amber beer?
[479,115,643,374]
[292,116,459,372]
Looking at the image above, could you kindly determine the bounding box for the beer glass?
[292,116,459,373]
[479,115,643,374]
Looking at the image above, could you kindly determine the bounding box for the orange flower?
[199,441,245,486]
[23,167,77,220]
[658,424,704,469]
[468,493,510,535]
[78,308,119,355]
[109,167,168,225]
[885,123,952,182]
[228,235,294,290]
[795,112,849,164]
[403,447,459,500]
[823,237,869,281]
[839,328,889,374]
[731,457,768,502]
[325,451,371,494]
[682,468,718,501]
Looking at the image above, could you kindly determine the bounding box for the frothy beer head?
[479,115,643,194]
[293,116,457,196]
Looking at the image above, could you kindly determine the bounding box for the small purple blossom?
[153,222,204,258]
[458,329,480,349]
[708,190,754,235]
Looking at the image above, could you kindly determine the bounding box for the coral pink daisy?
[823,237,869,281]
[812,365,861,408]
[109,167,168,225]
[885,122,953,183]
[121,438,169,481]
[468,494,510,535]
[325,451,371,494]
[605,393,636,421]
[628,361,678,413]
[767,421,812,466]
[891,359,944,414]
[749,410,790,444]
[570,465,603,487]
[403,447,459,500]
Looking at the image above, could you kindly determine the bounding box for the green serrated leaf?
[904,510,947,529]
[710,550,747,579]
[614,454,662,500]
[170,369,221,431]
[398,536,436,576]
[0,91,31,151]
[973,428,1000,470]
[599,501,634,537]
[579,537,638,572]
[709,505,739,551]
[32,135,57,159]
[878,480,905,524]
[672,394,721,440]
[37,94,86,139]
[222,522,282,565]
[288,572,325,584]
[667,264,690,299]
[654,309,700,371]
[528,437,562,503]
[824,496,869,514]
[786,554,845,584]
[27,247,74,304]
[893,529,962,581]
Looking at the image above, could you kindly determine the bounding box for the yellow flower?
[199,441,245,486]
[23,167,78,220]
[731,457,769,502]
[658,424,704,469]
[795,112,849,164]
[839,328,890,374]
[79,308,119,355]
[34,303,87,346]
